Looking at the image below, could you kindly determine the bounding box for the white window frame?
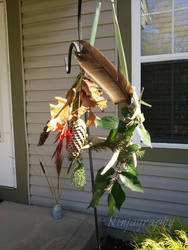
[131,0,188,149]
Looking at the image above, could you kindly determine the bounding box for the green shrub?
[131,217,188,250]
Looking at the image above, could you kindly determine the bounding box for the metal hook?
[64,42,80,74]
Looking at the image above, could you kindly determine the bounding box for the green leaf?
[123,124,136,136]
[126,144,141,154]
[117,120,126,133]
[123,159,138,176]
[111,182,126,210]
[89,167,115,208]
[120,172,144,193]
[136,150,145,159]
[106,120,132,136]
[111,1,129,81]
[89,0,102,46]
[108,192,116,217]
[107,129,118,142]
[97,116,120,130]
[137,124,152,147]
[121,107,132,119]
[140,99,152,108]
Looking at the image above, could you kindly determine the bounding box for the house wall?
[21,0,188,219]
[0,0,28,204]
[21,0,116,212]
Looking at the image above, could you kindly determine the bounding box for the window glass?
[175,0,188,9]
[141,61,188,143]
[145,0,172,13]
[141,13,172,55]
[174,9,188,52]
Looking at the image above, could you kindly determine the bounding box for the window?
[132,0,188,147]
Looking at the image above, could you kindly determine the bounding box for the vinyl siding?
[21,0,188,220]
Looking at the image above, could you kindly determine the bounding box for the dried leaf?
[86,111,99,127]
[80,92,97,108]
[95,98,107,111]
[81,77,107,110]
[66,88,76,104]
[72,106,87,117]
[75,40,133,105]
[55,97,67,104]
[82,77,101,98]
[47,97,70,131]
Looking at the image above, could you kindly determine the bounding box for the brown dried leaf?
[66,88,76,105]
[76,40,133,105]
[81,77,107,110]
[86,111,100,127]
[80,92,97,108]
[82,77,101,97]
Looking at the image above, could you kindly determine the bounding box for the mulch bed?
[101,235,134,250]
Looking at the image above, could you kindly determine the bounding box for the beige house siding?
[21,0,188,219]
[21,0,116,213]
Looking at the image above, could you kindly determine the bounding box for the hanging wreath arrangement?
[38,0,152,217]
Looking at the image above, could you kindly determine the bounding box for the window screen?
[141,61,188,143]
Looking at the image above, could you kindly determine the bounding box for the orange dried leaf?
[95,98,107,111]
[55,97,67,104]
[72,106,87,117]
[47,97,70,131]
[86,111,100,127]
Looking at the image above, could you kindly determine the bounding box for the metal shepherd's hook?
[64,42,80,74]
[64,1,101,249]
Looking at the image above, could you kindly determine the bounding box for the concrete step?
[0,201,98,250]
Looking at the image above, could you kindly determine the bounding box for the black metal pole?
[87,146,101,250]
[78,1,101,249]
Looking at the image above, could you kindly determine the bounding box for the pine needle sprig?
[89,140,110,152]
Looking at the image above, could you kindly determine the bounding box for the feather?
[101,149,120,175]
[75,40,133,105]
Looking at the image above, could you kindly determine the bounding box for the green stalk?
[89,0,102,46]
[111,0,129,82]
